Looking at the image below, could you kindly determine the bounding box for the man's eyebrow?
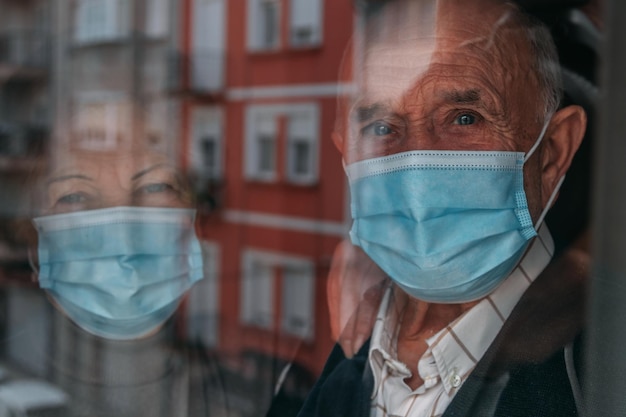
[351,103,390,123]
[46,174,93,186]
[131,163,177,181]
[442,89,482,104]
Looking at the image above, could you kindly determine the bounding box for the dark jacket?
[298,256,587,417]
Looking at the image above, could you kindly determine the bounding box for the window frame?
[239,248,315,340]
[190,106,224,181]
[244,103,320,184]
[145,0,170,39]
[73,0,130,45]
[285,105,320,184]
[280,261,315,340]
[289,0,324,48]
[247,0,282,51]
[240,249,277,329]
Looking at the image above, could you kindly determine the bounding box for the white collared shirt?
[369,225,555,417]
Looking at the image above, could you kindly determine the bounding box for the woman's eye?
[454,113,476,126]
[57,193,87,205]
[138,183,175,194]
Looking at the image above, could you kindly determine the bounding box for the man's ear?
[331,131,344,154]
[541,105,587,207]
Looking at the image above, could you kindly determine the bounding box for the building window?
[72,93,130,150]
[144,99,170,149]
[145,0,169,38]
[241,251,276,329]
[248,0,281,50]
[257,134,276,175]
[244,103,319,184]
[281,264,315,339]
[240,249,315,340]
[245,110,278,181]
[186,241,220,347]
[191,107,223,180]
[289,0,322,47]
[74,0,130,44]
[191,0,226,92]
[286,108,318,183]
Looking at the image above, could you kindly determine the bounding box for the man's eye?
[454,113,476,126]
[362,121,395,137]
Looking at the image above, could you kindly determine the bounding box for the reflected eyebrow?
[46,174,93,186]
[131,163,178,181]
[352,103,390,123]
[442,89,482,105]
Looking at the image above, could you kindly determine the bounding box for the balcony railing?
[167,51,225,95]
[0,30,50,71]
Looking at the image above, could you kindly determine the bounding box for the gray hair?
[512,5,564,121]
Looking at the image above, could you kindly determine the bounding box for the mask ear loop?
[534,175,566,230]
[523,116,560,230]
[524,118,552,163]
[27,247,39,283]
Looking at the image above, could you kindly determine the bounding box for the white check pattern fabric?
[368,224,555,417]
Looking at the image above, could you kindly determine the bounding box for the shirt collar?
[369,224,555,396]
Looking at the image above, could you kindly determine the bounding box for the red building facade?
[175,0,354,377]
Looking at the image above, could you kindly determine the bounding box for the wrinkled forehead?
[358,0,525,101]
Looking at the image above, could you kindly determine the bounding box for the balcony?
[167,51,225,97]
[0,31,50,82]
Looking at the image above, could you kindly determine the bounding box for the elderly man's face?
[340,0,548,220]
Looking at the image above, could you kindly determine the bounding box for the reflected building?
[0,0,354,415]
[175,0,354,381]
[0,0,51,280]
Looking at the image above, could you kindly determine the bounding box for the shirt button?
[450,373,462,388]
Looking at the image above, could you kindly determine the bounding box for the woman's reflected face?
[42,149,191,214]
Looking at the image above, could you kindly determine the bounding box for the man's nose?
[402,128,440,152]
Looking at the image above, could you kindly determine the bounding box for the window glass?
[246,108,278,180]
[241,250,275,329]
[145,0,169,38]
[192,0,225,91]
[191,106,222,180]
[74,0,129,43]
[281,263,315,340]
[248,0,280,50]
[0,0,606,416]
[286,106,318,184]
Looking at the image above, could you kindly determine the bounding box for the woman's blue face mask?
[33,149,202,340]
[34,206,204,340]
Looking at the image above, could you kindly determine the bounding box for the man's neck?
[397,298,480,389]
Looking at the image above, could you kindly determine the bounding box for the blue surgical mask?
[33,206,204,340]
[346,123,561,303]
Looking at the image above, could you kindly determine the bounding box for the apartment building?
[0,0,52,280]
[175,0,354,377]
[0,0,355,414]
